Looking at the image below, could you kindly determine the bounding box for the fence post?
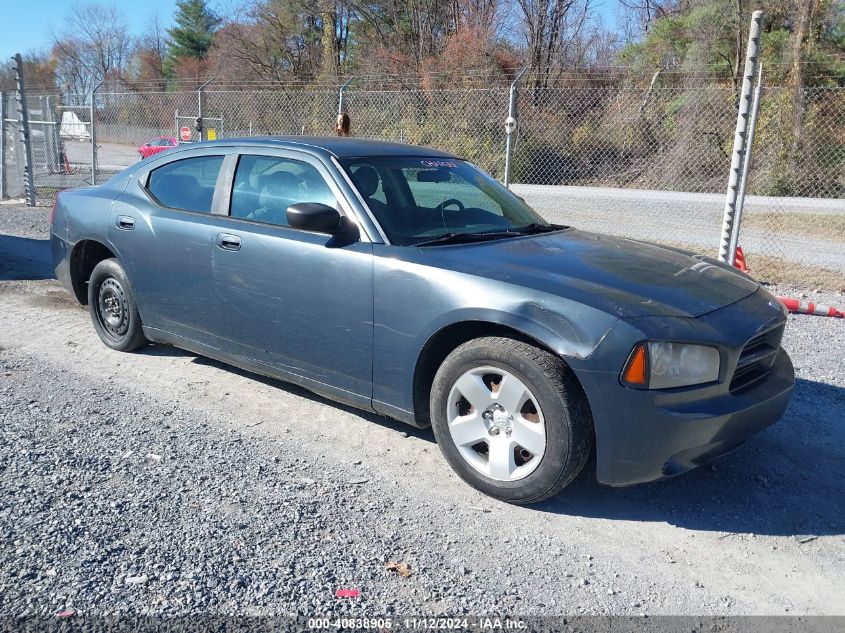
[639,68,662,115]
[41,95,55,173]
[718,10,763,263]
[338,77,354,114]
[0,91,6,199]
[13,54,36,206]
[90,81,103,186]
[504,67,527,188]
[197,77,215,142]
[46,95,62,175]
[728,63,764,265]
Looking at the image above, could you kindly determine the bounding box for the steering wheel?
[436,198,465,212]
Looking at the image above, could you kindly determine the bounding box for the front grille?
[730,324,785,393]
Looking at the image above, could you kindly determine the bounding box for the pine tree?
[167,0,221,62]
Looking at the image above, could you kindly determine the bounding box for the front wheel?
[430,337,592,504]
[87,258,148,352]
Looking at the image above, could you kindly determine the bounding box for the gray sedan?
[50,137,794,503]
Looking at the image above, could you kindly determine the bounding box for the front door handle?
[216,233,241,251]
[116,215,135,230]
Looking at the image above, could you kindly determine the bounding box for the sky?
[0,0,616,61]
[0,0,178,59]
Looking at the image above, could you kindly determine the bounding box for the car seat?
[351,166,388,216]
[258,171,299,225]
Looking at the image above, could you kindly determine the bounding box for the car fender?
[414,304,616,364]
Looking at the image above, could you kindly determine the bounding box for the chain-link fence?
[1,80,843,292]
[740,86,845,290]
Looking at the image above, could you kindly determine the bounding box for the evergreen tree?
[167,0,221,62]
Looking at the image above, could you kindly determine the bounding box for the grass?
[743,212,845,240]
[742,253,845,293]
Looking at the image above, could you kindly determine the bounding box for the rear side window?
[147,155,224,213]
[229,155,337,227]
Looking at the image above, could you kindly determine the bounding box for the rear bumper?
[590,349,793,485]
[50,231,74,296]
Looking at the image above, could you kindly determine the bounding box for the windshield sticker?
[420,160,458,168]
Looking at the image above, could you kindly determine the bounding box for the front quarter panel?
[371,245,619,417]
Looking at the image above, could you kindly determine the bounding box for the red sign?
[179,126,192,142]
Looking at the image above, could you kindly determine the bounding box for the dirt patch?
[26,289,83,311]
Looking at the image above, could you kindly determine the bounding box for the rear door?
[208,149,375,401]
[109,148,237,343]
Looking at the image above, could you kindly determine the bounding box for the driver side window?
[229,155,337,227]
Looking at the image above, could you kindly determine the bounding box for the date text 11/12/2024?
[307,616,528,630]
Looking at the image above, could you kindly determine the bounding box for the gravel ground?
[1,204,843,619]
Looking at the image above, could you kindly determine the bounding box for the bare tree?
[317,1,354,79]
[618,0,672,35]
[52,4,134,99]
[515,0,596,91]
[132,12,168,89]
[211,0,322,84]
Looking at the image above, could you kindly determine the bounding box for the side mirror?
[286,202,357,239]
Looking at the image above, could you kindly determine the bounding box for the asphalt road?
[512,184,845,273]
[1,204,843,619]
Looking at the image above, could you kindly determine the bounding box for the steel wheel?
[95,276,131,340]
[446,366,546,482]
[87,258,148,352]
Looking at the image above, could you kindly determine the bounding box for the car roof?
[187,136,458,160]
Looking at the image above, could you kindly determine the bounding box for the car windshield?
[340,157,553,246]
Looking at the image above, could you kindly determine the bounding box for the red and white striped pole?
[778,297,844,318]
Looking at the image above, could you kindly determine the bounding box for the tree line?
[1,0,842,100]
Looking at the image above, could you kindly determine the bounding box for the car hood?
[420,229,758,318]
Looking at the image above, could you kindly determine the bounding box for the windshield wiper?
[413,231,518,247]
[508,222,567,234]
[413,224,567,247]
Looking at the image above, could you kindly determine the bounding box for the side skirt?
[372,400,426,428]
[142,325,377,416]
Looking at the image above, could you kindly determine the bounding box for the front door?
[208,151,374,401]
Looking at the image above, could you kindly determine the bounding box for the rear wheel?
[430,336,592,504]
[87,258,148,352]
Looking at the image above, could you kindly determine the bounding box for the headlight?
[621,342,720,389]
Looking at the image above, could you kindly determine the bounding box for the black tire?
[87,258,148,352]
[430,336,592,504]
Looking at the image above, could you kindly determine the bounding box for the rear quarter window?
[147,155,224,213]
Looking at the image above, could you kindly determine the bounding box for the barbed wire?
[14,56,841,95]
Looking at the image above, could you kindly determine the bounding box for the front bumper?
[580,349,793,485]
[570,289,795,486]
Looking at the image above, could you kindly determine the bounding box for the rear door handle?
[116,215,135,230]
[216,233,241,251]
